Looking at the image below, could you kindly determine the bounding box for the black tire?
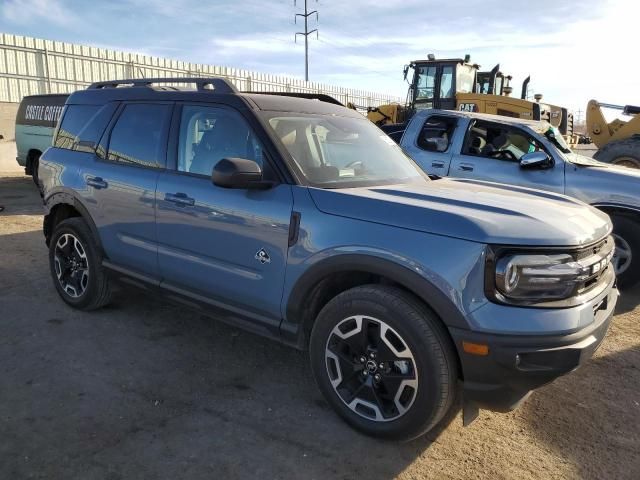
[49,217,112,310]
[309,285,458,441]
[594,138,640,169]
[28,152,40,187]
[610,213,640,289]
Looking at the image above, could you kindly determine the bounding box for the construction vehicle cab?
[371,55,574,142]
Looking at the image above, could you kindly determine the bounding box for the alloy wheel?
[53,233,90,298]
[612,233,632,276]
[324,315,418,422]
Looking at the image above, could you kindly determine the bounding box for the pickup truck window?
[106,103,171,169]
[417,116,457,152]
[264,113,426,188]
[464,121,547,162]
[178,105,264,177]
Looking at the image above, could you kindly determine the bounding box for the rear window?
[16,95,68,127]
[54,105,101,150]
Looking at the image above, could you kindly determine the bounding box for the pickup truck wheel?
[610,214,640,289]
[309,285,458,441]
[49,217,112,310]
[28,152,40,187]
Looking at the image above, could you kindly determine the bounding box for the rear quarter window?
[54,105,101,150]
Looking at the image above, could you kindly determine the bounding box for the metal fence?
[0,33,402,109]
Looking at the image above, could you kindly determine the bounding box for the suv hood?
[308,178,611,246]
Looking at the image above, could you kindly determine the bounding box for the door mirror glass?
[212,157,269,189]
[520,151,552,169]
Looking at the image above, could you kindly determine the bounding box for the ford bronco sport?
[39,78,617,440]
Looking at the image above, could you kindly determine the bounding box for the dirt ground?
[1,143,638,480]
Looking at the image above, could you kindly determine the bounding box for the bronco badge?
[255,248,271,264]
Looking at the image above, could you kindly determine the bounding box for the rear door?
[79,102,173,278]
[155,103,293,329]
[401,114,461,176]
[449,119,565,193]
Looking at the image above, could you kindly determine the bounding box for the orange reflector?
[462,341,489,356]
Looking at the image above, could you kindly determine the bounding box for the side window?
[54,105,100,150]
[73,103,118,153]
[107,104,171,168]
[439,66,454,99]
[178,105,264,176]
[417,116,457,153]
[464,122,546,162]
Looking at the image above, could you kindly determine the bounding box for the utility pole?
[294,0,318,82]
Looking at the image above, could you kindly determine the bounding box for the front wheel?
[309,285,458,441]
[610,213,640,289]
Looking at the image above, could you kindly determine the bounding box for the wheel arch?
[592,203,640,219]
[25,148,43,175]
[282,254,470,351]
[44,192,104,255]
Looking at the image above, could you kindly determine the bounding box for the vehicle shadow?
[0,175,43,216]
[615,284,640,314]
[0,227,461,480]
[522,343,640,479]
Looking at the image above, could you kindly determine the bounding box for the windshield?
[457,65,475,94]
[263,113,427,188]
[533,122,572,154]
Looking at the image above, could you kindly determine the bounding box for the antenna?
[294,0,318,82]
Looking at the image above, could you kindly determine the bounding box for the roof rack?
[244,91,344,106]
[87,77,238,94]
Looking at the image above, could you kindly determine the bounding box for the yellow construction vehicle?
[371,55,574,142]
[586,100,640,168]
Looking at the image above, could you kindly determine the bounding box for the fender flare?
[282,253,471,348]
[44,191,104,253]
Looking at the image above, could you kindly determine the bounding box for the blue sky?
[1,0,636,117]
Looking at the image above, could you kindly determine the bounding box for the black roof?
[65,77,362,117]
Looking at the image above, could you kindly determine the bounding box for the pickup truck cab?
[39,79,617,440]
[400,110,640,288]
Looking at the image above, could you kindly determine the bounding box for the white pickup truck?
[398,109,640,288]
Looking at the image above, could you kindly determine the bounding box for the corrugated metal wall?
[0,33,402,109]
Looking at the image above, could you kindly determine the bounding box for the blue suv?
[40,78,618,440]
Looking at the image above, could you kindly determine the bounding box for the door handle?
[432,161,445,168]
[459,163,474,172]
[165,192,195,207]
[86,176,108,189]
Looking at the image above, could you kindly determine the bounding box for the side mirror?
[520,151,552,169]
[212,157,270,189]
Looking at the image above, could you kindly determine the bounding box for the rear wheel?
[49,217,112,310]
[594,138,640,169]
[309,285,458,441]
[610,213,640,289]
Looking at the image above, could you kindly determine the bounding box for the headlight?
[486,238,615,307]
[496,254,587,300]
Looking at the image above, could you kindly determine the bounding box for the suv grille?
[574,236,615,294]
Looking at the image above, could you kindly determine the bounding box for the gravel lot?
[1,143,639,480]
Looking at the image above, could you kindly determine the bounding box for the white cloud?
[1,0,77,26]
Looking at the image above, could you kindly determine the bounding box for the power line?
[294,0,318,82]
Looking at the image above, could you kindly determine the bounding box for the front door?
[449,119,565,193]
[155,104,293,329]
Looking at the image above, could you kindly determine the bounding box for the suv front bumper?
[449,284,618,412]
